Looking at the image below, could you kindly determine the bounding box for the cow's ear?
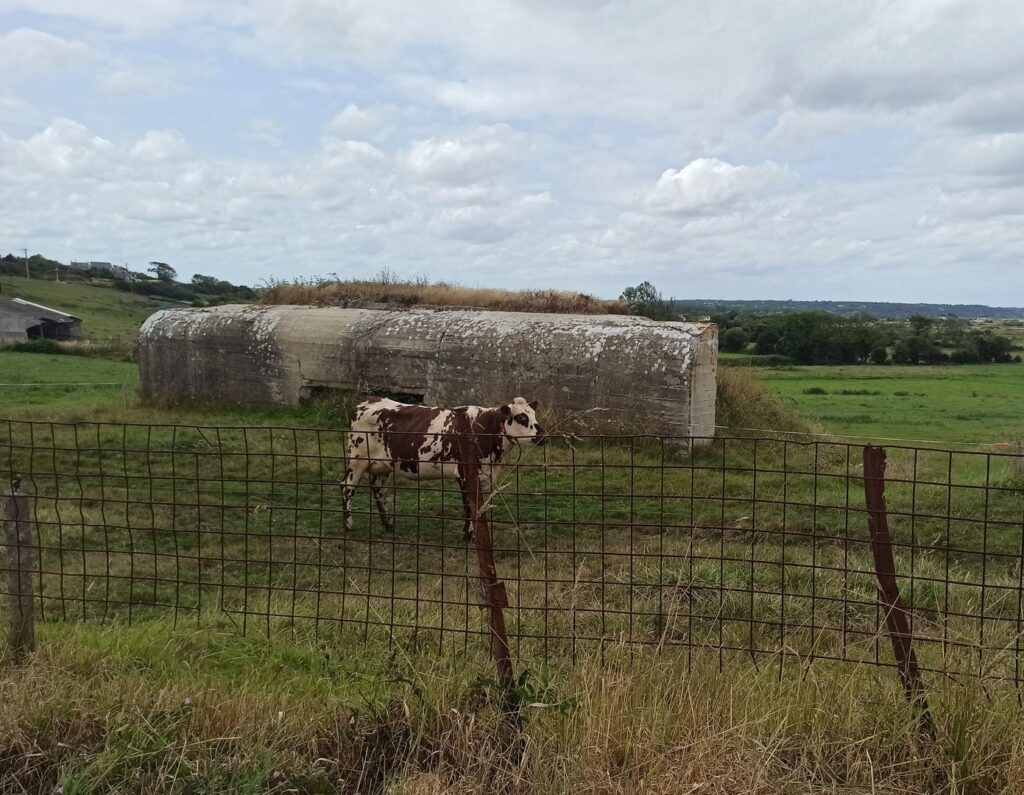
[499,404,511,416]
[528,400,539,410]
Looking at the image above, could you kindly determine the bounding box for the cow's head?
[499,397,546,446]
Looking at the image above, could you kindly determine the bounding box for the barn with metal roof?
[0,297,83,343]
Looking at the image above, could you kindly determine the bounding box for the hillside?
[672,298,1024,320]
[0,275,167,340]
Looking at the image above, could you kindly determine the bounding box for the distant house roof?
[0,297,81,324]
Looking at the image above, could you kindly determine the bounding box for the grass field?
[757,363,1024,445]
[0,352,138,413]
[0,275,164,340]
[2,352,1024,792]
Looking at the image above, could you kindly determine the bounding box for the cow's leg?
[340,452,369,532]
[369,473,394,533]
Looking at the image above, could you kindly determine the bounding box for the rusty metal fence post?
[862,446,936,741]
[4,475,35,662]
[458,443,519,715]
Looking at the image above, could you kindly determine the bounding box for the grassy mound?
[261,272,627,315]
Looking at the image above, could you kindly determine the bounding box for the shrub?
[6,338,70,355]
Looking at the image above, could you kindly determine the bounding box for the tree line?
[619,282,1021,366]
[719,311,1022,364]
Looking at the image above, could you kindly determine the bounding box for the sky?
[1,1,1023,305]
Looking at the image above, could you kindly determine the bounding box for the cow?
[340,396,546,539]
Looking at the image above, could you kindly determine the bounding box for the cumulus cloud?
[427,191,552,243]
[130,129,188,161]
[3,2,1024,302]
[403,124,527,184]
[327,103,388,140]
[643,159,792,215]
[11,119,114,175]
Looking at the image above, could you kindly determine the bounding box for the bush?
[892,335,945,365]
[803,386,828,395]
[869,347,888,364]
[6,338,70,355]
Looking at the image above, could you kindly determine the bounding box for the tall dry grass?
[2,621,1021,793]
[260,271,627,315]
[714,365,821,438]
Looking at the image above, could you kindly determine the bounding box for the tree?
[148,261,177,282]
[720,327,750,353]
[754,328,780,355]
[869,347,888,365]
[892,335,944,365]
[908,314,934,336]
[619,281,676,320]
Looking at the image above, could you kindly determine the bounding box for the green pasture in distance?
[756,363,1024,446]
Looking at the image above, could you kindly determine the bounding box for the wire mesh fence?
[2,418,1023,686]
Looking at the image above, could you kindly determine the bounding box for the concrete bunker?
[138,304,718,440]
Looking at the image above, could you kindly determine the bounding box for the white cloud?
[403,124,527,184]
[0,0,210,32]
[643,159,792,215]
[3,3,1024,302]
[0,28,95,75]
[11,119,114,175]
[130,129,188,161]
[428,191,551,243]
[327,103,388,140]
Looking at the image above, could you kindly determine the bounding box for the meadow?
[757,363,1024,445]
[2,351,1024,793]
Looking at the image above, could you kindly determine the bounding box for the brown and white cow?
[340,396,545,538]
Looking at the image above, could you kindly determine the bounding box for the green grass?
[0,275,164,340]
[2,353,1023,791]
[757,363,1024,445]
[0,351,139,412]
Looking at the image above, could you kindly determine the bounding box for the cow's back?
[350,398,458,474]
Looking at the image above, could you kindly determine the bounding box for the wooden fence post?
[862,446,936,741]
[4,476,35,662]
[1012,441,1023,478]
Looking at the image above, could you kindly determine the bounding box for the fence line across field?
[0,382,130,387]
[2,417,1024,695]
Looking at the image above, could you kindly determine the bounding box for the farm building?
[138,304,718,439]
[0,297,83,343]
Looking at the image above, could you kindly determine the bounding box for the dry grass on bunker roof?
[260,273,628,315]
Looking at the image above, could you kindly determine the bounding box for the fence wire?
[2,418,1023,685]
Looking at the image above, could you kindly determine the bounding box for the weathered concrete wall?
[138,305,717,439]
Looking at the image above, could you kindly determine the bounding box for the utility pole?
[22,248,29,279]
